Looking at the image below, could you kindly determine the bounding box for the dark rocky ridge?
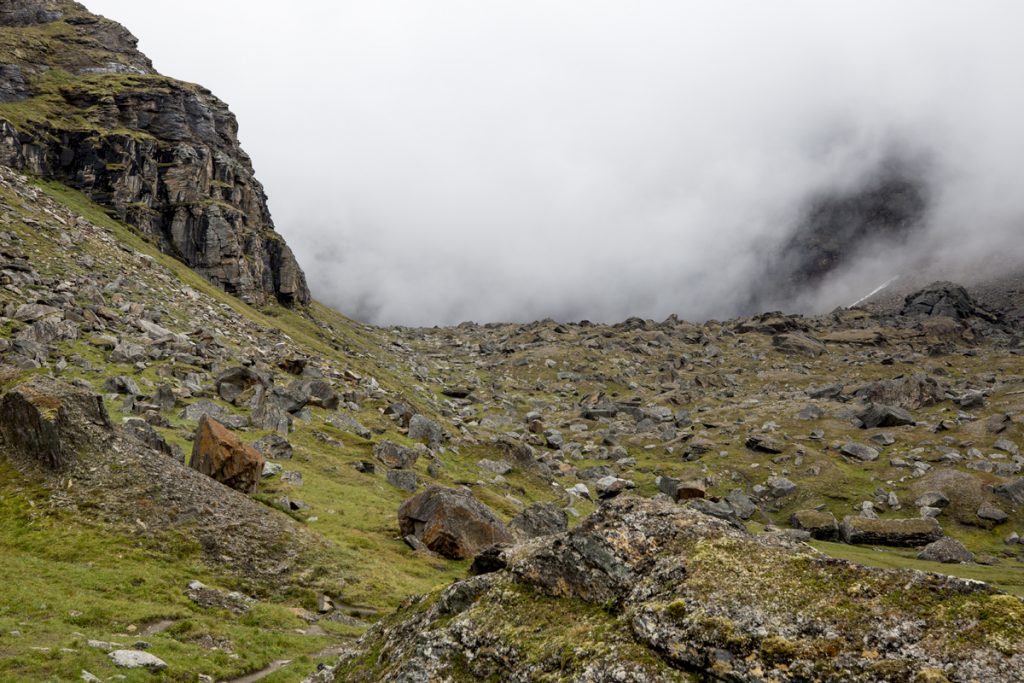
[750,154,929,313]
[0,0,310,306]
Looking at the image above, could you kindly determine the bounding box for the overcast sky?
[84,1,1024,325]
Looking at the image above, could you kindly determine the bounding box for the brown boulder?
[0,375,111,470]
[398,486,513,559]
[189,415,264,493]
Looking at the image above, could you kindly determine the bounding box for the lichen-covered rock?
[189,414,264,493]
[397,486,513,560]
[918,537,975,564]
[854,374,946,410]
[995,478,1024,505]
[407,414,442,447]
[840,515,943,546]
[323,497,1024,682]
[0,375,111,469]
[108,650,167,671]
[840,441,880,462]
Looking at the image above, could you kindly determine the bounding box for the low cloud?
[88,0,1024,325]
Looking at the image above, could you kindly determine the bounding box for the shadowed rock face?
[0,0,310,306]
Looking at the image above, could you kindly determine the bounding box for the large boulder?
[0,375,111,470]
[901,282,992,321]
[215,366,268,405]
[995,478,1024,506]
[290,379,339,410]
[840,516,943,547]
[790,510,839,540]
[408,414,443,448]
[331,496,1024,682]
[853,374,945,410]
[250,388,292,434]
[857,403,915,428]
[398,486,513,559]
[252,433,293,461]
[189,415,264,494]
[917,537,974,564]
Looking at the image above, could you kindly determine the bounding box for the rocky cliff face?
[0,0,310,306]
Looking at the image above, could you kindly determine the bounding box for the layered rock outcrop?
[322,497,1024,682]
[0,1,310,306]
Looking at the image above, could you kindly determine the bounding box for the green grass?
[811,540,1024,597]
[0,462,342,682]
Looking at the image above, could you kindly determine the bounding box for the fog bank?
[86,1,1024,325]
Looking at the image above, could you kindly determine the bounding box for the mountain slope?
[0,3,1022,683]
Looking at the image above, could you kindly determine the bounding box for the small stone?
[108,650,167,671]
[594,475,635,499]
[840,442,879,462]
[977,502,1008,524]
